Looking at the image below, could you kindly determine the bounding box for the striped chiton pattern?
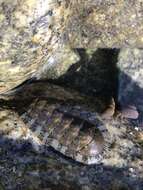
[21,99,109,164]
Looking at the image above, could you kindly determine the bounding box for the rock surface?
[0,0,79,94]
[118,48,143,124]
[0,83,143,190]
[0,0,143,188]
[64,0,143,48]
[1,0,143,93]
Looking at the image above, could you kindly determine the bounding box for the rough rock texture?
[0,0,143,188]
[50,49,119,102]
[1,0,143,93]
[0,36,143,188]
[0,0,79,94]
[64,0,143,48]
[0,83,143,189]
[118,48,143,124]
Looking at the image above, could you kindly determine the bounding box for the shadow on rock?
[118,71,143,124]
[0,135,142,190]
[48,48,143,123]
[0,49,143,189]
[48,48,120,107]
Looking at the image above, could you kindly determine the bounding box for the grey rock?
[0,0,79,94]
[118,48,143,121]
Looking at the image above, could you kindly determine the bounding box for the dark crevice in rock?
[48,48,120,108]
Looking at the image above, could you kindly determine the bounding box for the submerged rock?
[1,0,143,94]
[0,48,142,188]
[118,48,143,122]
[64,0,143,48]
[0,99,143,189]
[0,0,79,94]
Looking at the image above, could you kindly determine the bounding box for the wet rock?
[0,105,143,189]
[0,0,79,94]
[118,48,143,123]
[63,0,143,48]
[1,0,143,94]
